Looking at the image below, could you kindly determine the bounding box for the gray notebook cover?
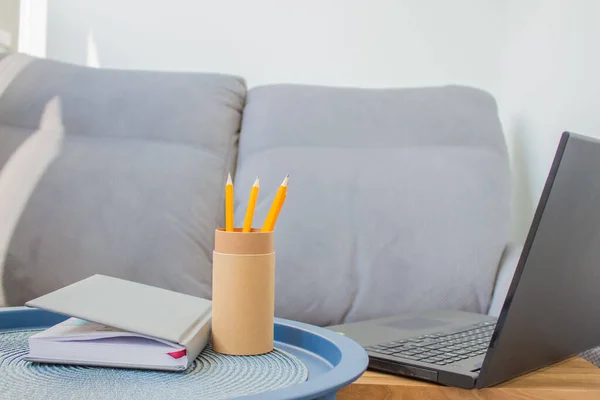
[26,274,212,352]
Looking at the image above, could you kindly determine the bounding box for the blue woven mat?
[0,329,308,400]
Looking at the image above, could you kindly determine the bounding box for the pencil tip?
[282,175,289,187]
[254,176,260,186]
[227,173,233,185]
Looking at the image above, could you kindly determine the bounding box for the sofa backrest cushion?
[0,54,245,305]
[236,84,510,326]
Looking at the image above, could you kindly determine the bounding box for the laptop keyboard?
[365,321,496,366]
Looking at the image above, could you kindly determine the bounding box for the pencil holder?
[211,228,275,355]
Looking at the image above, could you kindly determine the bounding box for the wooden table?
[338,357,600,399]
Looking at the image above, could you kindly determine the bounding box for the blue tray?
[0,307,368,400]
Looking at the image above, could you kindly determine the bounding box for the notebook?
[25,274,212,371]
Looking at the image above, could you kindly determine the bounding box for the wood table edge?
[337,357,600,399]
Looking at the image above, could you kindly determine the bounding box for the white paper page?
[31,318,183,349]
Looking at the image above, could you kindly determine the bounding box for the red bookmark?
[167,349,187,359]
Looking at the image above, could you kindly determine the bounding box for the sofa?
[3,53,598,365]
[0,52,514,321]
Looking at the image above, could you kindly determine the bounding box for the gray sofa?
[0,53,512,321]
[0,54,594,364]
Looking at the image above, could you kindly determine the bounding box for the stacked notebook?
[25,275,212,371]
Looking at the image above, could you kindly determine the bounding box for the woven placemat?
[582,346,600,367]
[0,329,308,400]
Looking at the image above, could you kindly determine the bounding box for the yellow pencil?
[243,176,260,232]
[261,175,288,232]
[225,173,234,231]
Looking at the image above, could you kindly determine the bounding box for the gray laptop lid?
[478,132,600,387]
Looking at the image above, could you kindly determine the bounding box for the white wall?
[499,0,600,241]
[41,0,505,93]
[0,0,20,52]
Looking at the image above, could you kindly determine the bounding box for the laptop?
[330,132,600,388]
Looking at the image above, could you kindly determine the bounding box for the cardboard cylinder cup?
[212,228,275,355]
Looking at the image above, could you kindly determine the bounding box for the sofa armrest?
[488,244,523,317]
